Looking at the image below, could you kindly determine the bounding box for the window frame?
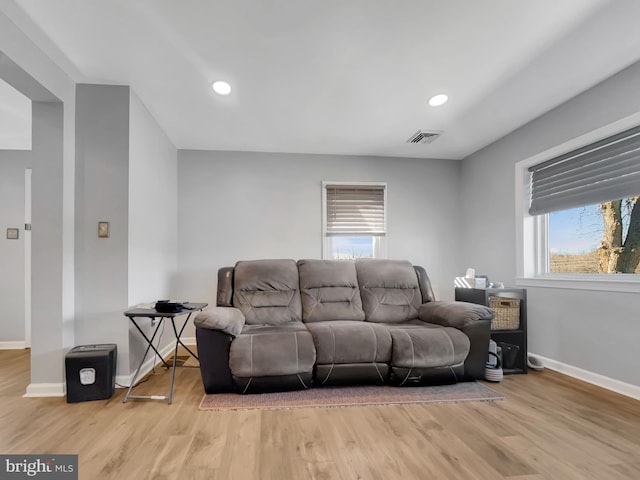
[515,113,640,293]
[322,181,387,260]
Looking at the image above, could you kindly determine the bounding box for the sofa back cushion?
[233,259,302,325]
[355,259,422,323]
[298,259,365,323]
[217,267,235,306]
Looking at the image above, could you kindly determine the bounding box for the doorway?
[1,48,68,396]
[0,78,31,350]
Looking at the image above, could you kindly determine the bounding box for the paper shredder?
[65,344,117,403]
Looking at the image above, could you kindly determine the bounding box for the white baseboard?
[530,352,640,401]
[23,338,199,395]
[115,337,197,388]
[115,374,134,388]
[0,341,27,350]
[23,383,65,398]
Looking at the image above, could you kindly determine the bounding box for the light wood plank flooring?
[1,349,639,479]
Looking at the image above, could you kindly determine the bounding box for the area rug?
[199,382,504,411]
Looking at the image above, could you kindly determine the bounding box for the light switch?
[98,221,109,238]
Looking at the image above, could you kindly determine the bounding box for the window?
[516,118,640,291]
[548,199,638,273]
[322,182,386,259]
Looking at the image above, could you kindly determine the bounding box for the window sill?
[516,274,640,293]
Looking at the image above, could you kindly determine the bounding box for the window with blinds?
[325,184,386,236]
[527,124,640,274]
[322,182,387,259]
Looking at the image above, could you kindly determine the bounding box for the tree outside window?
[549,196,639,273]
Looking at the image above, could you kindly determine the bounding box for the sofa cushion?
[355,259,422,323]
[304,321,392,364]
[229,322,316,378]
[194,306,245,337]
[233,259,302,325]
[387,323,470,369]
[298,259,365,322]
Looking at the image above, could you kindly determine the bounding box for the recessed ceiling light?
[212,81,231,95]
[428,94,448,107]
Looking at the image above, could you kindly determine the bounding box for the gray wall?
[75,84,131,374]
[0,152,29,343]
[127,91,178,372]
[31,100,66,384]
[74,85,180,377]
[177,150,462,314]
[75,85,179,377]
[460,60,640,387]
[128,92,178,306]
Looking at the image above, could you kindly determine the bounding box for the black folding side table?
[123,302,207,404]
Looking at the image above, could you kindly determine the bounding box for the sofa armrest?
[419,301,493,380]
[194,307,245,337]
[419,301,493,329]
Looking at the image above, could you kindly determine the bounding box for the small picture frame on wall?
[6,228,19,240]
[98,221,110,238]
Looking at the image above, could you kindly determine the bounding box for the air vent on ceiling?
[406,130,442,144]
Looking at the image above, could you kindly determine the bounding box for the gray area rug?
[199,382,505,411]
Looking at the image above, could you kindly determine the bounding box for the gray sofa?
[195,258,493,394]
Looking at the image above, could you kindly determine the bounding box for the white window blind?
[529,124,640,215]
[325,184,386,236]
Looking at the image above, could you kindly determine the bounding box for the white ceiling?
[3,0,640,158]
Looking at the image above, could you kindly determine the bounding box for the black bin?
[497,342,520,370]
[65,344,117,403]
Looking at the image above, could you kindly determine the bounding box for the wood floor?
[1,349,639,480]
